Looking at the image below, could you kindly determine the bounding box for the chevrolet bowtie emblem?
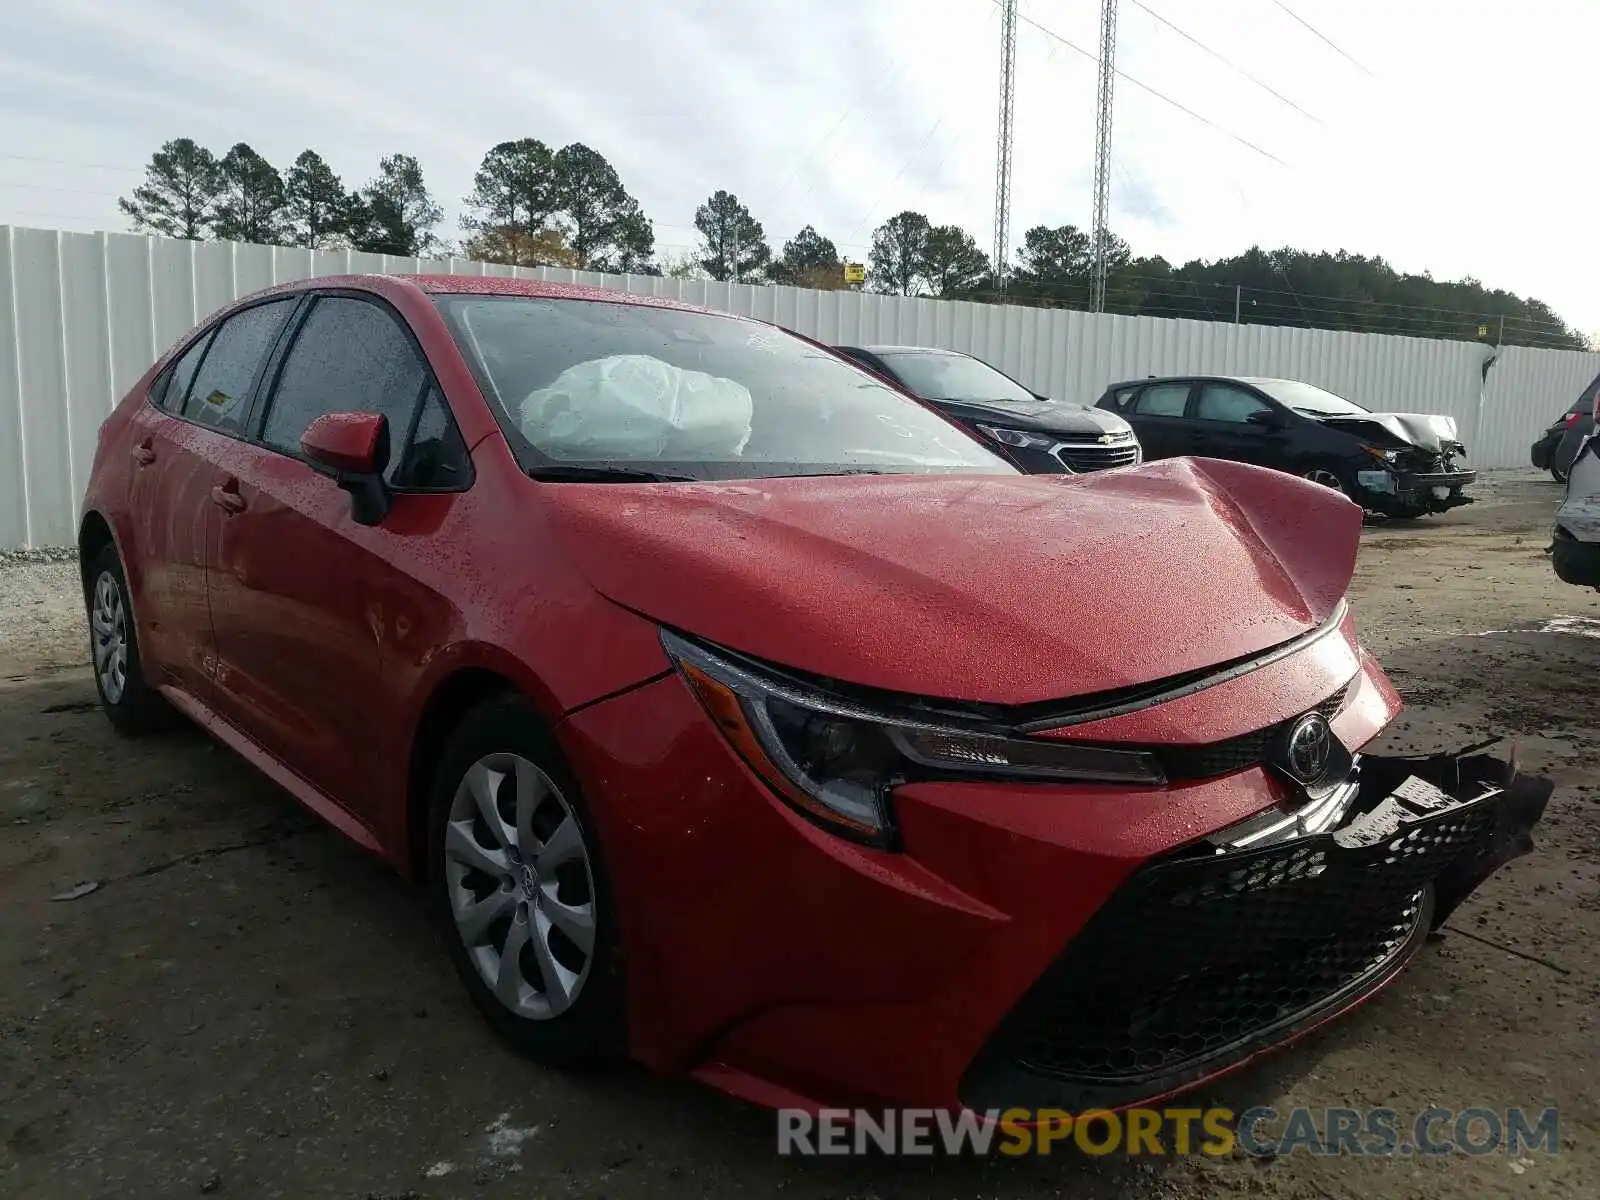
[1098,433,1117,443]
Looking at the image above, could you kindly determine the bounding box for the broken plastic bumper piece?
[960,751,1551,1111]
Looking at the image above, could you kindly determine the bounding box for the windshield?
[1247,378,1369,417]
[877,350,1039,405]
[433,298,1014,481]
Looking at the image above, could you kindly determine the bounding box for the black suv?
[1095,374,1475,517]
[833,345,1140,474]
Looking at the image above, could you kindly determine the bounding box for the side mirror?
[1247,409,1285,429]
[301,411,391,526]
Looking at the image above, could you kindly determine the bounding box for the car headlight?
[974,424,1058,452]
[1361,445,1404,465]
[662,630,1166,846]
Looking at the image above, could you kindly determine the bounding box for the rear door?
[122,329,215,695]
[206,292,472,823]
[1189,382,1284,467]
[123,300,298,699]
[1125,380,1197,459]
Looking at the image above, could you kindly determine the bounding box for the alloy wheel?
[443,752,597,1020]
[1302,468,1345,493]
[91,571,128,704]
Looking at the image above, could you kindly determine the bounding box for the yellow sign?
[843,263,866,284]
[1477,324,1490,338]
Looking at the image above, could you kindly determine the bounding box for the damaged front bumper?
[1355,467,1477,515]
[960,750,1550,1112]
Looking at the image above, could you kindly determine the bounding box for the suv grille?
[962,796,1496,1111]
[1054,437,1140,472]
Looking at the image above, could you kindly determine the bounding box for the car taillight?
[1566,411,1584,427]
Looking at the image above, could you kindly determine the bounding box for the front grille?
[962,794,1496,1111]
[1402,449,1444,474]
[1155,685,1348,781]
[1055,438,1140,472]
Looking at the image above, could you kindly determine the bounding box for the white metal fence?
[3,223,1596,549]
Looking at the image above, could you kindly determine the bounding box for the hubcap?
[90,571,128,704]
[1303,468,1344,492]
[444,752,596,1020]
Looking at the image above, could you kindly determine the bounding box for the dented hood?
[1313,411,1460,451]
[544,457,1363,706]
[928,396,1133,439]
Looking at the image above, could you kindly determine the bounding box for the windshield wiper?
[527,464,698,483]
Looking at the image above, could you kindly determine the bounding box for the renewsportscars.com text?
[776,1106,1560,1158]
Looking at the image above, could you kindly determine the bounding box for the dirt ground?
[1,471,1595,1199]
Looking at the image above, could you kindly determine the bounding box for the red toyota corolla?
[78,275,1545,1116]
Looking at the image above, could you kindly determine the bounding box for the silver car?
[1551,390,1600,587]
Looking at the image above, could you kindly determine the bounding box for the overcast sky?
[2,0,1596,336]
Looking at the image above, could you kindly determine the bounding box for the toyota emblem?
[1283,713,1333,783]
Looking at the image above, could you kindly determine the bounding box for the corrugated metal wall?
[3,223,1595,549]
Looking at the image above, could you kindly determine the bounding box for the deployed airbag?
[518,355,754,460]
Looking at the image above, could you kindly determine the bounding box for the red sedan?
[78,275,1545,1116]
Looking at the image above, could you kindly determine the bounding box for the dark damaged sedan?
[1098,374,1476,517]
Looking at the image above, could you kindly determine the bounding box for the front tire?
[85,544,171,735]
[1301,465,1349,496]
[428,695,625,1068]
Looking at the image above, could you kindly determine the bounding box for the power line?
[956,289,1580,344]
[0,151,144,174]
[1128,0,1320,123]
[1271,1,1373,76]
[856,116,947,234]
[1003,1,1288,166]
[1111,272,1579,333]
[768,57,914,210]
[0,209,120,227]
[0,180,123,198]
[965,272,1579,340]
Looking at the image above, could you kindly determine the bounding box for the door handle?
[210,478,247,515]
[131,439,156,467]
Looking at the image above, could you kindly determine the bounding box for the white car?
[1552,390,1600,588]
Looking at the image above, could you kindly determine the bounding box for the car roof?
[241,273,729,317]
[1103,374,1297,390]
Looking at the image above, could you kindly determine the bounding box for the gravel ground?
[0,471,1596,1199]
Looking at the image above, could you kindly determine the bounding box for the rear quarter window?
[181,300,296,434]
[152,331,213,412]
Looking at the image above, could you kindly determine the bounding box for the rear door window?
[180,300,296,434]
[1135,382,1193,417]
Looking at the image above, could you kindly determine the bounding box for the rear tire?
[85,544,172,736]
[427,695,626,1069]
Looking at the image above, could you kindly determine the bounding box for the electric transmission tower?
[992,0,1017,293]
[1090,0,1118,313]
